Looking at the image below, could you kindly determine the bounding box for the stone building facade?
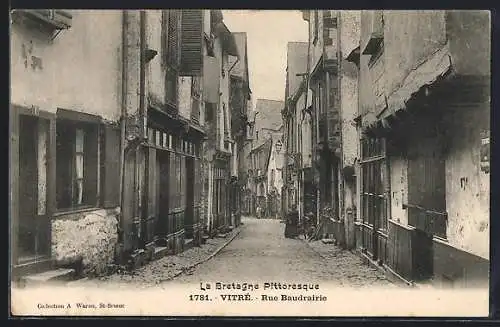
[10,10,123,279]
[10,9,245,282]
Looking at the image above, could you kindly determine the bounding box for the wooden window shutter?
[101,124,121,208]
[167,10,180,67]
[161,10,168,68]
[83,124,99,206]
[180,9,203,76]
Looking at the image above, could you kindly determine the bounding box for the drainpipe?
[308,11,320,228]
[119,11,128,242]
[135,10,147,243]
[139,10,147,135]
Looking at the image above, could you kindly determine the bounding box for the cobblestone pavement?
[73,217,396,289]
[166,217,396,288]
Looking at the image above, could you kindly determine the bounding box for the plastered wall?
[11,10,123,122]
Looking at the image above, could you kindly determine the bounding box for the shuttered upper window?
[167,10,180,66]
[180,9,204,76]
[161,10,180,108]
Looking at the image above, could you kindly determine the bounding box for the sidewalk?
[66,226,242,289]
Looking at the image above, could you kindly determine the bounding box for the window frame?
[55,119,100,212]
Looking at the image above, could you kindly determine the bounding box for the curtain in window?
[75,128,85,205]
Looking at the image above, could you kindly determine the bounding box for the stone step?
[22,268,76,286]
[152,246,168,261]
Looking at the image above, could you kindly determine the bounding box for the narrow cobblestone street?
[78,217,396,289]
[168,217,395,288]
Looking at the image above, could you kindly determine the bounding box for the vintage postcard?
[9,9,491,317]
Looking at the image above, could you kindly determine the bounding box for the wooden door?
[122,149,138,252]
[17,116,51,263]
[144,147,157,245]
[407,126,446,280]
[158,151,170,239]
[185,157,195,239]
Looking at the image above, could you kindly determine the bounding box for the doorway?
[360,136,388,263]
[17,115,50,264]
[407,119,446,281]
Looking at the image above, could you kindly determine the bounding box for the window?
[318,82,324,114]
[165,66,178,108]
[223,102,228,138]
[360,136,388,231]
[56,120,99,210]
[167,10,179,66]
[164,10,180,108]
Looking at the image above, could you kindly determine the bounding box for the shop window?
[56,120,98,210]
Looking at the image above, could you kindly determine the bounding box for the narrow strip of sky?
[222,10,308,106]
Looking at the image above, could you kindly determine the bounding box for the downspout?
[227,55,240,227]
[307,11,320,227]
[137,10,147,242]
[302,15,312,225]
[139,10,147,134]
[119,11,128,241]
[337,10,344,223]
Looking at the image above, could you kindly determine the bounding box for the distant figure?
[284,205,299,238]
[256,206,262,219]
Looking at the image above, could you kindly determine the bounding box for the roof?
[231,33,250,91]
[286,42,309,100]
[214,22,239,58]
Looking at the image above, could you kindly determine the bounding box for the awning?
[381,43,452,121]
[362,43,453,131]
[346,46,360,66]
